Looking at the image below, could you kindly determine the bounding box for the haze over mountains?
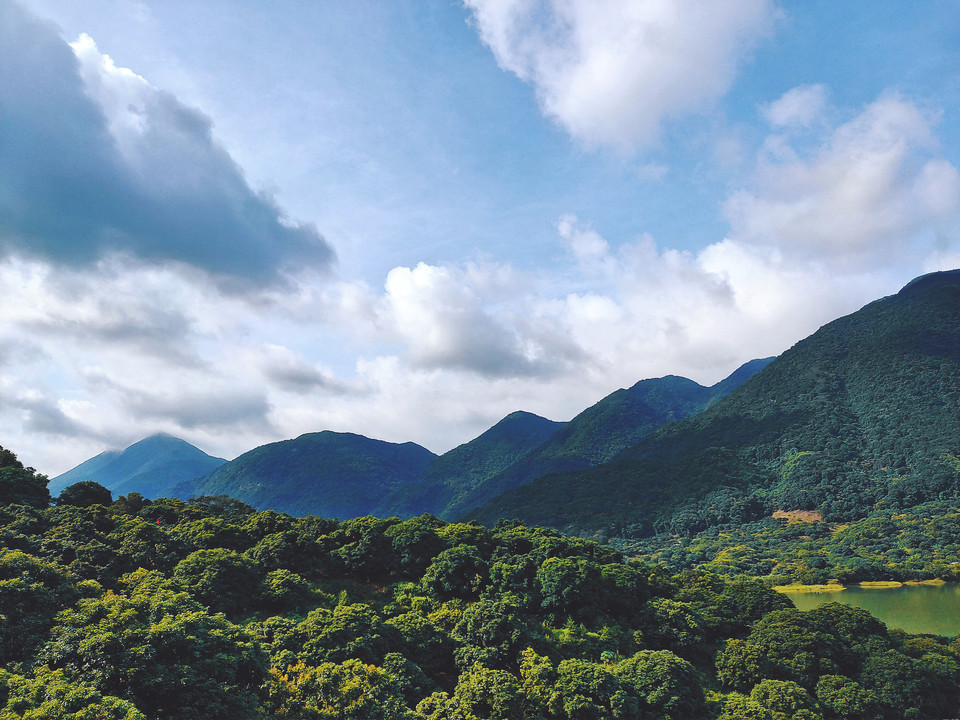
[50,270,960,543]
[51,359,773,520]
[48,434,225,499]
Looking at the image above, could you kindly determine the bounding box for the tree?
[172,548,262,615]
[264,660,413,720]
[57,481,112,507]
[615,650,706,720]
[422,544,488,601]
[749,679,821,720]
[0,550,76,664]
[0,667,146,719]
[39,582,267,719]
[0,446,50,508]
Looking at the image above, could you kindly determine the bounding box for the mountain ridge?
[49,433,226,499]
[468,269,960,538]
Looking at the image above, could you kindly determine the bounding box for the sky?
[2,0,960,476]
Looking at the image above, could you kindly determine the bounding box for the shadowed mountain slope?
[469,270,960,539]
[381,410,565,519]
[177,431,437,518]
[49,434,226,499]
[449,357,773,519]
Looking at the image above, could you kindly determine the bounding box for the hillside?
[49,434,226,499]
[178,431,437,518]
[449,357,773,519]
[470,270,960,539]
[381,410,564,519]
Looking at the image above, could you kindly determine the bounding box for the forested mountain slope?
[456,358,774,518]
[470,270,960,539]
[381,410,564,519]
[176,431,437,518]
[48,434,226,499]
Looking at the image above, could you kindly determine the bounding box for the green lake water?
[784,583,960,637]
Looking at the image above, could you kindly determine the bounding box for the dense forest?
[620,501,960,585]
[2,447,960,719]
[472,271,960,541]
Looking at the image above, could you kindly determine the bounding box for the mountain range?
[48,270,960,543]
[51,359,772,520]
[470,269,960,539]
[48,434,225,499]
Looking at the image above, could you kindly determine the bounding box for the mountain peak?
[897,268,960,298]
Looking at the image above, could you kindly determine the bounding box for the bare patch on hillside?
[773,509,823,523]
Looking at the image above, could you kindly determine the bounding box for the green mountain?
[469,270,960,539]
[178,431,437,518]
[382,410,565,519]
[450,358,773,519]
[48,434,226,499]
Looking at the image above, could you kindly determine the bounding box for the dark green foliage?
[0,666,146,719]
[0,550,76,665]
[2,440,960,720]
[180,431,437,518]
[471,271,960,538]
[41,571,267,719]
[172,548,262,615]
[57,480,112,507]
[0,446,50,509]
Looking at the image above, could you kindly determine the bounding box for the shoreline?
[773,578,947,594]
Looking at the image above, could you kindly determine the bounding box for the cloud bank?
[0,2,334,289]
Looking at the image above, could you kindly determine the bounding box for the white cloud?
[376,261,582,377]
[726,93,960,270]
[464,0,775,149]
[763,84,828,128]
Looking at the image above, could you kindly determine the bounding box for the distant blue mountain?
[49,434,226,499]
[176,431,438,518]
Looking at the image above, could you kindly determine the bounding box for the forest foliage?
[2,448,960,719]
[470,271,960,542]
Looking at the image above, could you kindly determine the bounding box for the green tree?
[57,481,112,508]
[0,446,49,509]
[749,679,821,720]
[615,650,705,720]
[814,675,877,720]
[172,548,262,615]
[264,659,413,719]
[0,550,76,664]
[0,667,145,719]
[39,581,267,719]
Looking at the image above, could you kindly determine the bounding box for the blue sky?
[3,0,959,475]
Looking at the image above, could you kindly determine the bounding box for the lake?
[784,583,960,637]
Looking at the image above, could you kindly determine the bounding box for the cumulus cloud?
[464,0,774,149]
[726,93,960,270]
[0,2,334,289]
[377,261,584,377]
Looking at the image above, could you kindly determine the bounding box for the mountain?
[448,357,773,519]
[177,431,437,518]
[469,270,960,538]
[381,411,565,519]
[49,434,226,499]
